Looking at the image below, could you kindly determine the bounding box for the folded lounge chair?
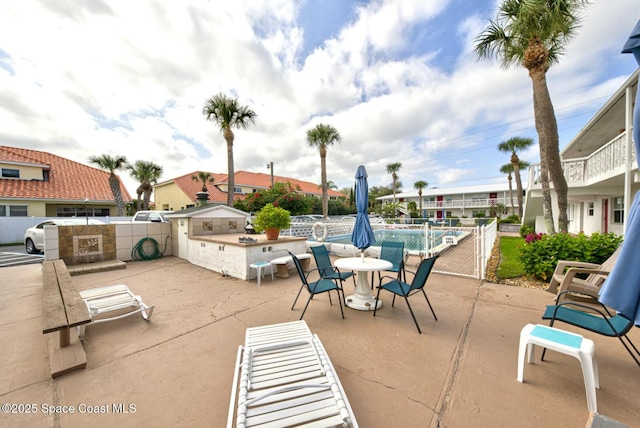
[77,284,154,339]
[227,320,358,427]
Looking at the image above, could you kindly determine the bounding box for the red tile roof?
[0,146,132,202]
[157,170,344,203]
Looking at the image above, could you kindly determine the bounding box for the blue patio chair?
[371,241,406,289]
[374,256,438,334]
[310,245,355,287]
[289,252,345,320]
[541,290,640,367]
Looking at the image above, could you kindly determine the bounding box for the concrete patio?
[1,256,639,427]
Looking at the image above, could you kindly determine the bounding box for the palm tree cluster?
[498,136,532,218]
[89,154,163,215]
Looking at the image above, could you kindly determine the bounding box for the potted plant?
[253,203,291,240]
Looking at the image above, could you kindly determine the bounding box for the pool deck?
[1,256,639,427]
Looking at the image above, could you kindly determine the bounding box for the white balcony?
[528,131,636,188]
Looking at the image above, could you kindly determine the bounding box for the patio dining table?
[334,257,392,311]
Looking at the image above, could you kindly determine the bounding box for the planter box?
[499,223,521,233]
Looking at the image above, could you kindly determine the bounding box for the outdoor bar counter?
[186,233,307,280]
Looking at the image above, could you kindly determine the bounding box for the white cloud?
[0,0,637,198]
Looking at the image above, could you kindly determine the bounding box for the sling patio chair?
[310,245,356,287]
[374,256,438,334]
[541,290,640,367]
[227,320,358,427]
[371,241,406,289]
[290,251,346,320]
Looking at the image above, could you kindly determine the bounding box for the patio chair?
[290,251,346,320]
[374,256,438,334]
[227,320,358,427]
[77,284,154,340]
[541,290,640,367]
[547,246,621,296]
[371,241,406,289]
[310,245,356,287]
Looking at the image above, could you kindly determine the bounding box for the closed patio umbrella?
[351,165,375,260]
[599,19,640,326]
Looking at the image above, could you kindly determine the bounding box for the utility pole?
[266,162,274,187]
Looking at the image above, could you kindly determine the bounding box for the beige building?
[0,146,131,217]
[154,170,345,212]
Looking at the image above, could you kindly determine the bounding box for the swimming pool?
[322,228,464,252]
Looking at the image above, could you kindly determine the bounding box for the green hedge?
[519,232,623,281]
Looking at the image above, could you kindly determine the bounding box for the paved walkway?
[1,257,639,427]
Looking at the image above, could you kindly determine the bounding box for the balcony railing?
[529,131,635,187]
[396,197,518,211]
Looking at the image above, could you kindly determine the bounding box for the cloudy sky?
[1,0,638,198]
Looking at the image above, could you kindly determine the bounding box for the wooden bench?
[42,260,91,377]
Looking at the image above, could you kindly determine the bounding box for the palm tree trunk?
[224,129,235,207]
[109,174,125,216]
[418,190,423,217]
[507,174,515,216]
[531,70,568,233]
[320,150,328,218]
[512,162,523,218]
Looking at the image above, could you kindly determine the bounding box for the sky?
[1,0,639,200]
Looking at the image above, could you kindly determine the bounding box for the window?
[0,205,27,216]
[472,210,486,217]
[588,202,594,217]
[1,168,20,178]
[233,187,242,193]
[612,197,624,224]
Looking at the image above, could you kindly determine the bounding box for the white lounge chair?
[227,320,358,428]
[77,284,154,339]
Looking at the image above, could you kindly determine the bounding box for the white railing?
[396,197,517,211]
[529,131,635,187]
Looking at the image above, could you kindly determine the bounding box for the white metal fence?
[283,217,498,280]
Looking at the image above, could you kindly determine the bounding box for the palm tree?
[128,161,163,211]
[386,162,402,203]
[498,136,533,218]
[306,123,342,218]
[192,171,215,192]
[474,0,588,233]
[500,161,530,217]
[202,93,257,207]
[500,163,516,216]
[88,154,128,216]
[414,180,428,218]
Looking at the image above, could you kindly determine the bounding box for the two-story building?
[524,68,639,236]
[376,182,519,220]
[0,146,132,217]
[154,170,345,212]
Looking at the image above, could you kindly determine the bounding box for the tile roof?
[0,146,132,202]
[157,170,344,203]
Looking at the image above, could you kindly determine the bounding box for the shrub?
[501,215,520,224]
[519,232,623,280]
[519,224,535,238]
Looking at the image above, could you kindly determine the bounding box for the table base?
[345,294,382,311]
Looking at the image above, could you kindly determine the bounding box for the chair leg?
[403,296,422,334]
[421,289,438,321]
[337,290,345,319]
[291,284,305,310]
[373,287,383,317]
[299,294,314,320]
